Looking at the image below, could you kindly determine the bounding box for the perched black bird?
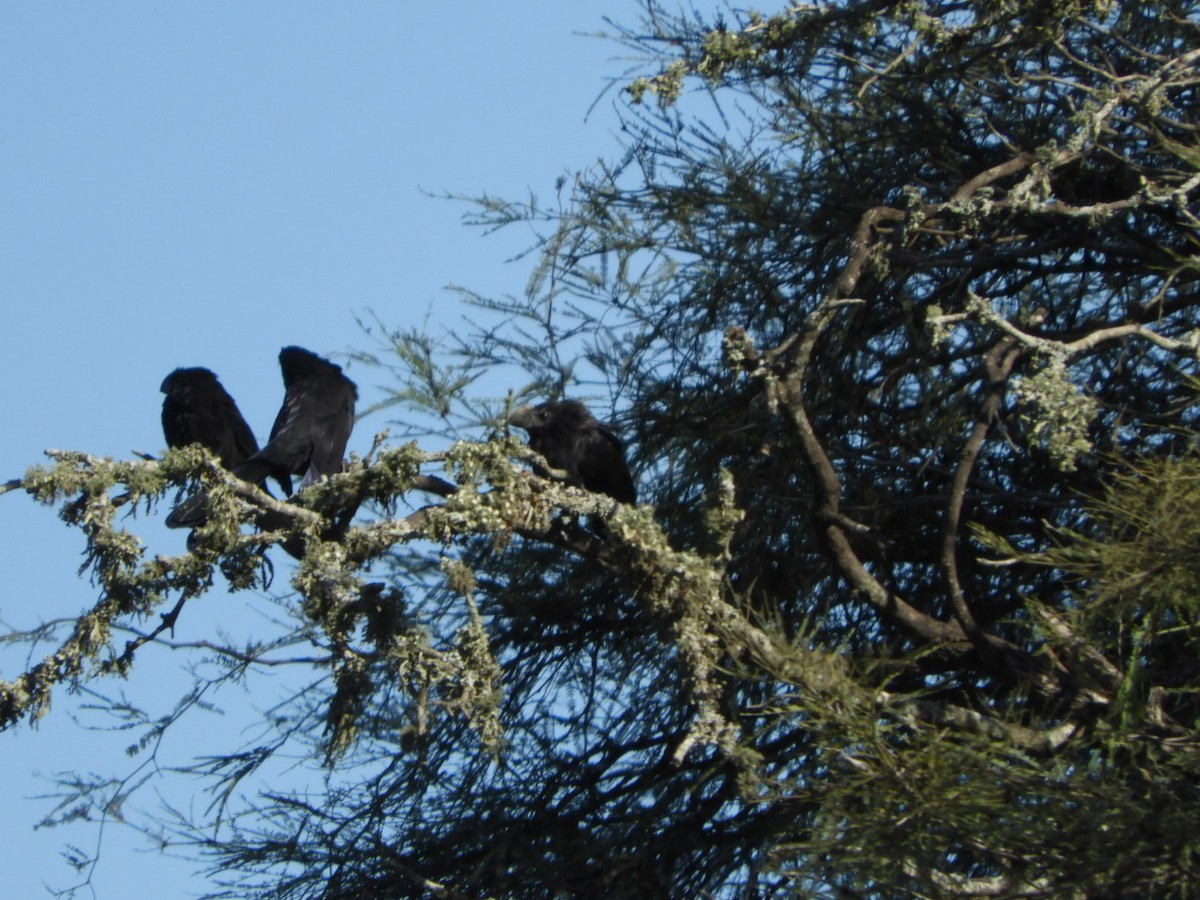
[233,346,358,495]
[161,367,259,469]
[508,400,636,504]
[162,368,266,530]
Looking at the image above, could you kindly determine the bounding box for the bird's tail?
[232,458,293,497]
[165,491,207,529]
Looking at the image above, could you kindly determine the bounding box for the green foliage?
[1036,455,1200,730]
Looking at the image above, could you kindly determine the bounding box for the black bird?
[161,367,259,469]
[162,368,266,530]
[233,346,358,495]
[508,400,636,504]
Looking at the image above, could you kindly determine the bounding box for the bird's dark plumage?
[162,367,261,529]
[161,368,259,468]
[233,346,357,495]
[508,400,636,504]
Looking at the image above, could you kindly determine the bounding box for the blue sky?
[0,3,660,895]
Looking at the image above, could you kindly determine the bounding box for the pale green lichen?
[1011,354,1097,472]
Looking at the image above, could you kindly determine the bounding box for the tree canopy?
[3,0,1200,896]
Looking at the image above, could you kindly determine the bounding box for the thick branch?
[940,335,1026,642]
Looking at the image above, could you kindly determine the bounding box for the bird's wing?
[579,426,637,504]
[301,380,357,483]
[257,380,316,472]
[222,397,260,466]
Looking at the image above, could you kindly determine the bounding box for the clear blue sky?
[0,3,660,896]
